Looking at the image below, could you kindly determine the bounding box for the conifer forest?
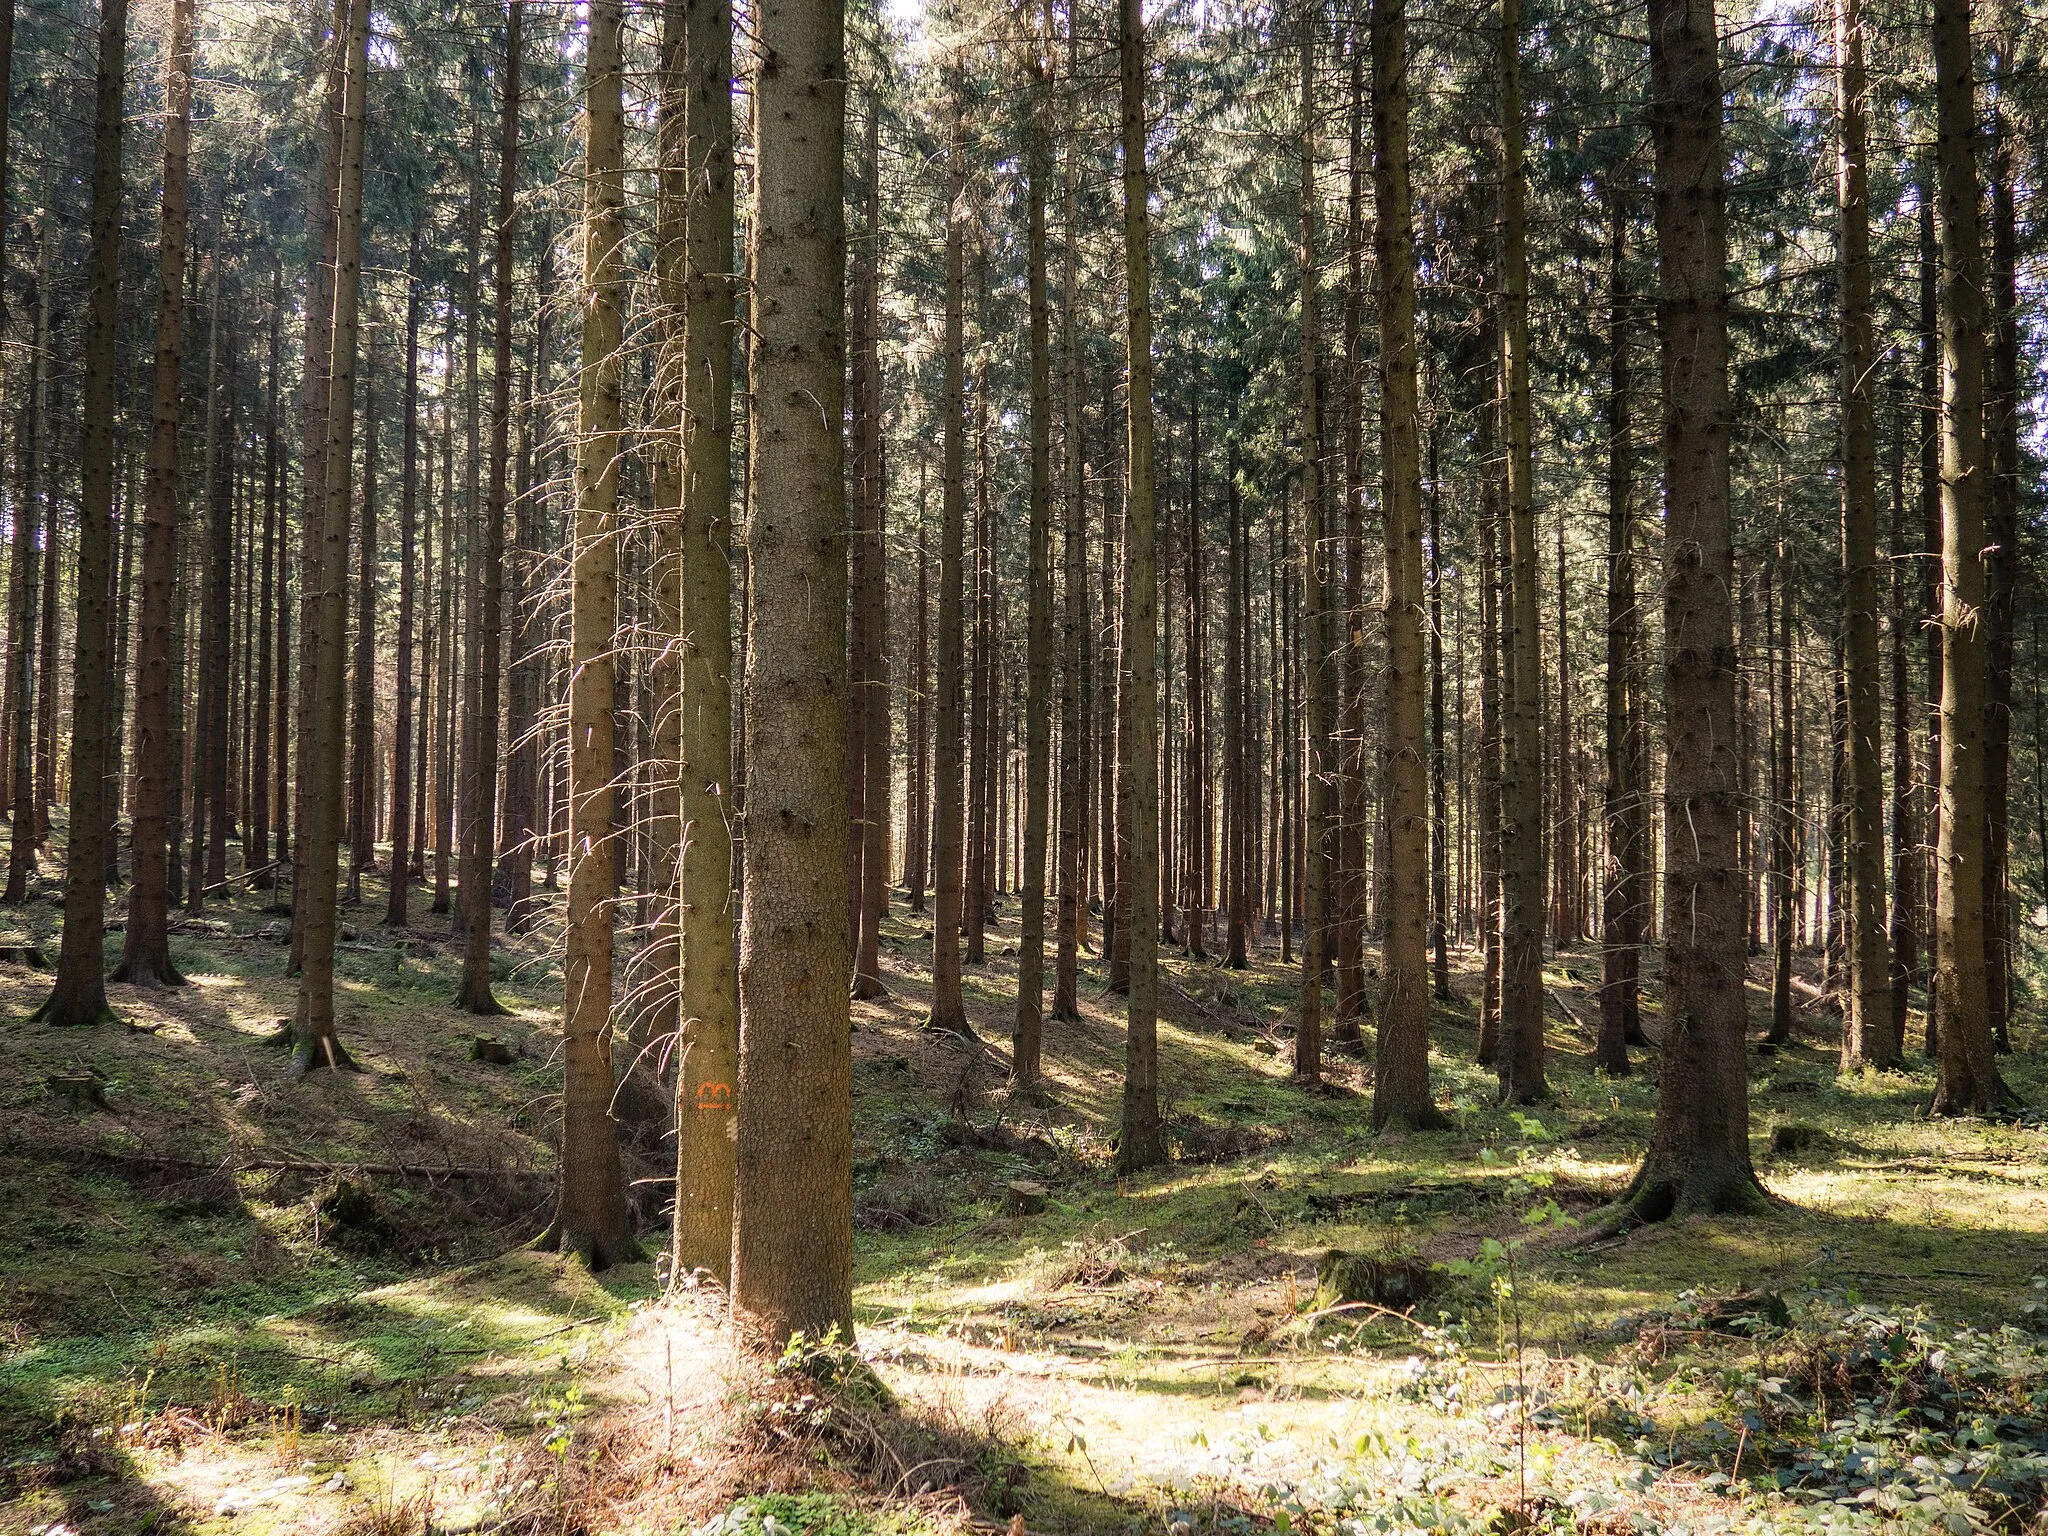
[7,0,2048,1525]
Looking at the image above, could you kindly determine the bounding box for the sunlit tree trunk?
[542,0,636,1264]
[1928,0,2011,1115]
[285,0,370,1074]
[1294,0,1327,1086]
[729,0,853,1345]
[1834,0,1891,1071]
[1115,0,1165,1171]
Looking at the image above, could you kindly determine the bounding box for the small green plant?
[1445,1117,1576,1519]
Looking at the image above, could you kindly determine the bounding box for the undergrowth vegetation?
[3,889,2045,1535]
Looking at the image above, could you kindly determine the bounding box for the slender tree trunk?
[1835,0,1891,1070]
[1014,4,1055,1086]
[1428,413,1451,1001]
[663,0,739,1284]
[251,267,280,890]
[1770,557,1794,1041]
[927,94,972,1042]
[542,0,635,1265]
[286,0,369,1074]
[1982,0,2018,1057]
[1054,20,1087,1014]
[1115,0,1165,1171]
[31,0,126,1028]
[852,103,890,1002]
[1928,0,2011,1115]
[1621,0,1766,1217]
[1888,404,1916,1057]
[1334,31,1367,1029]
[5,217,48,905]
[455,0,520,1014]
[1294,1,1327,1086]
[1477,389,1503,1063]
[387,242,422,928]
[198,273,236,902]
[344,347,377,904]
[1916,185,1941,1057]
[1498,0,1546,1105]
[1597,187,1641,1074]
[729,0,853,1344]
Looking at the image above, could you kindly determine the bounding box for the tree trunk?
[1334,30,1367,1030]
[387,242,421,928]
[1621,0,1766,1218]
[30,0,125,1028]
[1835,0,1891,1071]
[455,0,519,1014]
[1054,17,1087,1014]
[1014,5,1054,1085]
[1497,0,1546,1106]
[286,0,370,1075]
[1771,556,1794,1042]
[1982,0,2018,1058]
[344,344,377,904]
[5,216,49,905]
[852,102,890,1002]
[197,267,236,903]
[251,267,281,891]
[541,0,635,1265]
[1597,185,1639,1074]
[927,94,972,1042]
[1115,0,1165,1172]
[729,0,853,1345]
[1294,1,1327,1086]
[1368,0,1437,1128]
[117,0,194,972]
[1928,0,2012,1115]
[1476,387,1503,1064]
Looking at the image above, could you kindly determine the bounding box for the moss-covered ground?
[3,850,2046,1535]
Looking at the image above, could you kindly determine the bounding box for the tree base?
[110,955,187,988]
[532,1219,644,1273]
[287,1034,363,1079]
[454,978,511,1017]
[851,974,888,1002]
[922,1010,981,1045]
[1588,1157,1774,1238]
[29,995,121,1028]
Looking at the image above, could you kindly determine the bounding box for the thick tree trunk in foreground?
[542,0,636,1266]
[1835,0,1892,1071]
[1928,0,2012,1116]
[729,0,853,1346]
[32,0,125,1028]
[1370,0,1438,1130]
[1116,0,1165,1172]
[1621,0,1766,1218]
[117,0,193,979]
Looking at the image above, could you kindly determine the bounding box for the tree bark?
[1370,0,1438,1129]
[1928,0,2012,1115]
[1014,3,1054,1085]
[1597,185,1640,1074]
[1295,1,1327,1086]
[1621,0,1767,1218]
[729,0,853,1346]
[1115,0,1165,1171]
[541,0,636,1266]
[31,0,125,1028]
[286,0,369,1075]
[1497,0,1546,1105]
[455,0,520,1015]
[1834,0,1891,1071]
[927,93,972,1042]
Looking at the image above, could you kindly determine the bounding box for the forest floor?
[4,851,2048,1536]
